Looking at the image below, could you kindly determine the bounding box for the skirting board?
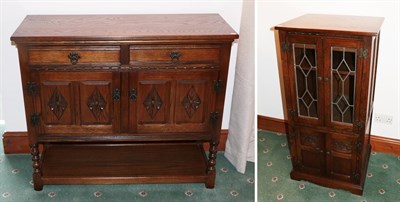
[258,115,400,156]
[2,130,228,154]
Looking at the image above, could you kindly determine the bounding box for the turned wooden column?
[30,144,43,191]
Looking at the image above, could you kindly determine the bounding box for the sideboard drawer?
[130,45,220,65]
[29,46,120,65]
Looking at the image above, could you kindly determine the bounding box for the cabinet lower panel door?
[37,72,118,134]
[294,127,325,175]
[326,133,358,182]
[132,71,217,133]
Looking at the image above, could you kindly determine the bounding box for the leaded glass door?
[324,39,363,132]
[287,36,324,126]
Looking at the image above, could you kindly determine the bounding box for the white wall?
[0,0,243,131]
[257,1,400,139]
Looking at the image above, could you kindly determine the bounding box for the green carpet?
[0,130,254,201]
[258,130,400,202]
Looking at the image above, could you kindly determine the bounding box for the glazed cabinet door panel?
[35,72,119,135]
[294,127,325,176]
[326,133,358,182]
[324,38,364,132]
[130,70,217,133]
[286,35,325,126]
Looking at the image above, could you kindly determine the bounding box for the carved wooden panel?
[48,87,68,120]
[176,81,206,123]
[137,80,170,124]
[87,87,107,121]
[143,86,163,119]
[80,81,112,124]
[174,72,217,130]
[41,81,73,125]
[300,134,320,147]
[331,140,352,153]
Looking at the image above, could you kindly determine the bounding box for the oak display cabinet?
[274,14,384,195]
[10,14,238,191]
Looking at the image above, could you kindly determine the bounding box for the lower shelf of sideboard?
[39,142,209,186]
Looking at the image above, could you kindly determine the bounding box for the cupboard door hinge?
[359,48,368,59]
[288,109,296,117]
[112,88,121,100]
[30,113,40,126]
[26,82,38,96]
[213,80,222,92]
[281,42,290,51]
[355,141,362,151]
[353,172,360,181]
[129,88,137,101]
[289,127,296,138]
[210,112,219,123]
[357,121,364,130]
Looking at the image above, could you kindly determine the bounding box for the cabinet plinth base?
[37,143,210,190]
[290,170,364,195]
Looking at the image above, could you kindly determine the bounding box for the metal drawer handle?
[129,88,137,101]
[169,51,181,63]
[68,52,80,65]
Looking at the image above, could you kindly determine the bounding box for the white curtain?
[224,0,255,174]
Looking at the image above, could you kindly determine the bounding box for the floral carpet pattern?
[0,127,254,202]
[258,130,400,202]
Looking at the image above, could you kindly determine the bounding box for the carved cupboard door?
[325,133,358,182]
[130,71,217,133]
[285,35,325,127]
[36,72,120,135]
[323,38,364,133]
[294,127,325,176]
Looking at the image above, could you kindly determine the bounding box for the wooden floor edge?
[257,115,400,156]
[2,130,229,154]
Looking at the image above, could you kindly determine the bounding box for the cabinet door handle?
[68,52,80,65]
[129,88,137,101]
[112,88,121,100]
[169,51,181,63]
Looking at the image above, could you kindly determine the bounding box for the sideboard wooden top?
[274,14,384,36]
[11,14,238,43]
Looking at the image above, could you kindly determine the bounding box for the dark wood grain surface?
[11,14,238,42]
[42,143,207,178]
[275,14,384,36]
